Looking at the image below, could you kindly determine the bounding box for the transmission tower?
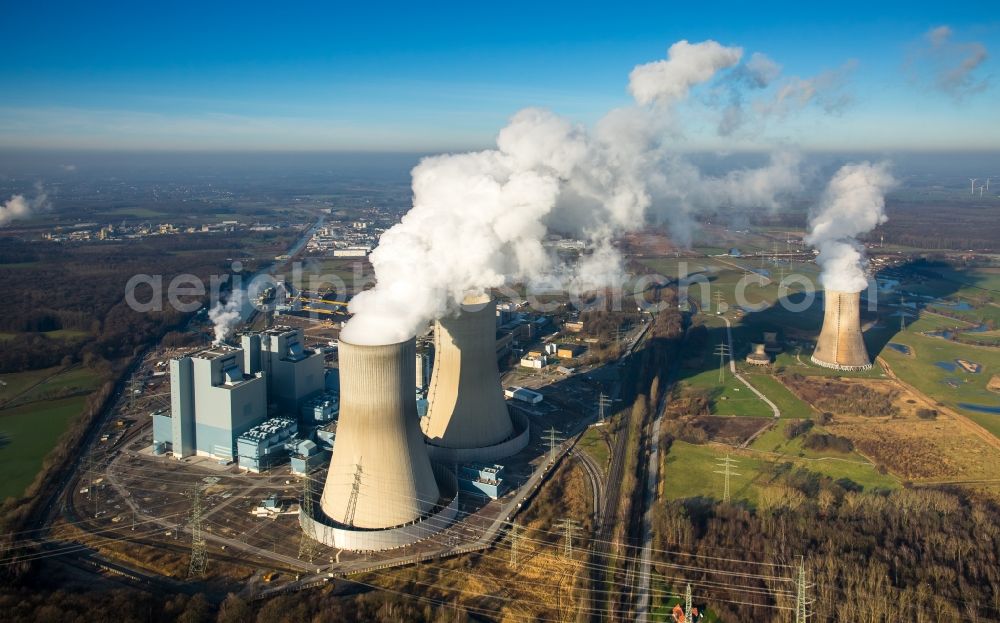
[714,290,725,314]
[685,582,692,620]
[597,393,612,423]
[343,463,363,527]
[796,557,809,623]
[714,343,730,383]
[188,485,208,578]
[554,518,580,557]
[298,476,321,562]
[509,522,523,569]
[544,427,564,465]
[713,454,741,503]
[899,294,907,332]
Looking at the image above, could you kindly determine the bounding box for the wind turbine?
[980,185,985,198]
[970,178,977,195]
[987,176,992,192]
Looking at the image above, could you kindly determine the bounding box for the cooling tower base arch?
[810,355,872,372]
[302,463,458,552]
[424,410,530,463]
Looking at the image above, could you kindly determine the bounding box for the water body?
[933,301,973,311]
[958,403,1000,415]
[935,361,957,372]
[886,343,911,355]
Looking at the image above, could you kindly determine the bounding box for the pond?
[958,403,1000,415]
[886,343,911,355]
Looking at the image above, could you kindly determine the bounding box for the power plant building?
[236,417,298,472]
[241,327,325,419]
[157,345,267,460]
[421,295,530,463]
[303,338,458,551]
[812,289,872,371]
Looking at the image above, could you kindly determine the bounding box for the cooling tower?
[421,295,529,462]
[313,338,456,550]
[811,289,872,371]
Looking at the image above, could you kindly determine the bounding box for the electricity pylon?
[598,393,612,423]
[509,522,523,569]
[544,427,564,465]
[685,582,693,619]
[796,557,809,623]
[714,343,731,383]
[298,476,321,562]
[188,485,208,578]
[554,518,580,557]
[343,463,363,527]
[714,454,741,503]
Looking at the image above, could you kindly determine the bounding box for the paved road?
[719,315,781,421]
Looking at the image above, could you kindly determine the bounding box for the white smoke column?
[0,186,50,227]
[342,40,802,346]
[806,162,896,293]
[208,290,244,343]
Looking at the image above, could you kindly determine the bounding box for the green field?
[0,395,90,500]
[577,425,612,470]
[0,366,64,403]
[662,440,897,507]
[0,365,102,500]
[880,330,1000,439]
[680,367,774,417]
[741,373,814,418]
[748,421,891,483]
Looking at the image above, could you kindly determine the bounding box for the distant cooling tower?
[811,289,872,371]
[422,295,529,463]
[306,338,457,551]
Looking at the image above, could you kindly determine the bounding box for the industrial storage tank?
[308,337,457,551]
[811,289,872,371]
[421,294,529,462]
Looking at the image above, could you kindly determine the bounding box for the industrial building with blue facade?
[152,327,338,472]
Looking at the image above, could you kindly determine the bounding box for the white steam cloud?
[342,40,806,346]
[208,290,244,344]
[629,40,744,106]
[806,162,896,293]
[0,186,50,227]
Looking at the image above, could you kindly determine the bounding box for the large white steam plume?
[806,162,896,293]
[208,290,244,344]
[0,186,50,227]
[341,40,805,345]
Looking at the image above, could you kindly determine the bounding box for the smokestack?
[421,295,529,462]
[811,289,871,371]
[319,338,448,534]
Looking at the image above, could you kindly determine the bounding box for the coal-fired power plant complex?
[305,338,458,551]
[421,295,530,463]
[811,289,872,371]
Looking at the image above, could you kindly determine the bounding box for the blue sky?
[0,1,996,151]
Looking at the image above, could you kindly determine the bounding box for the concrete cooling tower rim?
[302,463,459,552]
[809,356,873,372]
[424,409,531,463]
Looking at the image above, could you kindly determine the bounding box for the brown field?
[785,376,1000,484]
[358,458,594,622]
[691,415,770,445]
